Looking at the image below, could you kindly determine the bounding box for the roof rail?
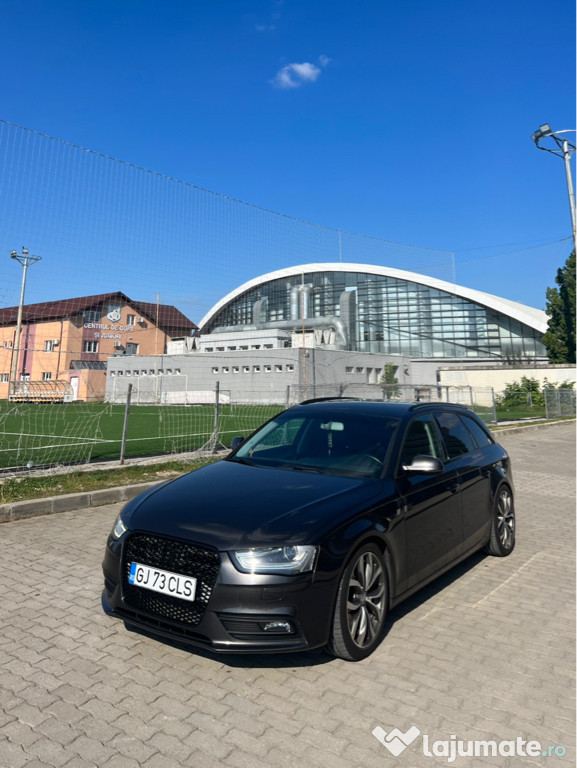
[298,397,363,405]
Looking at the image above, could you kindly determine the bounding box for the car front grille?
[122,533,220,628]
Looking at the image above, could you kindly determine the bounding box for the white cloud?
[271,56,329,89]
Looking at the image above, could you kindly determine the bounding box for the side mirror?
[230,436,245,452]
[402,455,444,475]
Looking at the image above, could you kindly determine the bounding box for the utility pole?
[8,248,42,396]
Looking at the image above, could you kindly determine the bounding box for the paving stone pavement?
[0,423,574,768]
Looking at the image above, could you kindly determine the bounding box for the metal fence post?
[211,381,220,453]
[120,383,133,465]
[490,388,497,424]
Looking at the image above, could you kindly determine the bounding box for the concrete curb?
[1,419,574,524]
[0,481,160,524]
[490,418,575,436]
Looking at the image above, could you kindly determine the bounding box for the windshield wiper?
[280,464,323,474]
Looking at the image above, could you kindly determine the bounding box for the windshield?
[229,411,400,479]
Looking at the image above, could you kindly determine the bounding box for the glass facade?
[203,271,546,360]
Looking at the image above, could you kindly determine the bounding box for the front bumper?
[102,534,336,654]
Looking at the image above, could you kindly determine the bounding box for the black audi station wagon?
[102,400,515,661]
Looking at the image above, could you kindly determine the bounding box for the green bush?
[495,377,575,411]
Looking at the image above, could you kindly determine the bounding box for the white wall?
[438,365,576,393]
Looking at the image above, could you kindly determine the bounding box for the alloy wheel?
[346,551,386,648]
[497,488,515,549]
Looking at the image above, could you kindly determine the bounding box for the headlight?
[230,545,318,575]
[111,514,127,540]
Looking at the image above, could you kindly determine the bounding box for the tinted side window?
[400,415,445,466]
[434,412,476,458]
[461,415,494,448]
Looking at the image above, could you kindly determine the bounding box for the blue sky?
[1,0,575,314]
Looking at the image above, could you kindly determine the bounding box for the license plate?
[128,562,197,602]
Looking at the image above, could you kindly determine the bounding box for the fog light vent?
[218,613,300,639]
[260,620,294,634]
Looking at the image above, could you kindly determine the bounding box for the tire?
[485,485,515,556]
[328,543,388,661]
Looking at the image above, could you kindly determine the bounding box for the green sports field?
[0,402,283,470]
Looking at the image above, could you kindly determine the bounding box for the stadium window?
[204,347,214,352]
[240,345,249,350]
[127,314,136,326]
[346,367,354,373]
[227,346,237,351]
[110,371,116,377]
[44,340,55,352]
[42,372,52,381]
[0,373,8,382]
[222,367,229,373]
[264,365,272,373]
[212,367,219,374]
[232,366,240,374]
[253,366,261,373]
[166,369,172,375]
[243,366,250,373]
[21,374,30,381]
[264,344,273,349]
[126,343,138,355]
[83,310,99,322]
[83,341,98,353]
[175,369,181,375]
[216,347,225,351]
[117,370,123,376]
[286,364,294,371]
[356,367,364,373]
[275,365,283,372]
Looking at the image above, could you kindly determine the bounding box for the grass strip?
[0,458,217,505]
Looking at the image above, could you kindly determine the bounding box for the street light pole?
[531,124,577,252]
[8,248,42,396]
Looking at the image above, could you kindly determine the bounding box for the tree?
[542,251,576,363]
[379,362,400,400]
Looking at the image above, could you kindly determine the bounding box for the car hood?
[123,459,383,549]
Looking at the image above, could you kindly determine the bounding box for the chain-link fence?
[287,383,497,422]
[545,388,577,419]
[3,380,575,474]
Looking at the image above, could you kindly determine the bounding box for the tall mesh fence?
[0,120,572,473]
